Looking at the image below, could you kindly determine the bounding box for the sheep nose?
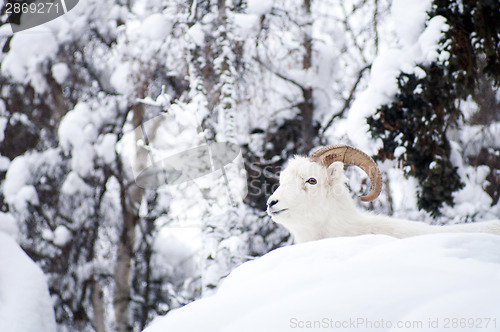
[268,199,278,207]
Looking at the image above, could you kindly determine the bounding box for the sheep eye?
[306,178,317,185]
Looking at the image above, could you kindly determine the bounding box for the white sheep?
[267,145,500,243]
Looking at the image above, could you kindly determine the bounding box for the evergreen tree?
[367,0,500,216]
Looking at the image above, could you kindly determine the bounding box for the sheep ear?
[327,162,344,180]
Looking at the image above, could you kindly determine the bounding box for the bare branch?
[321,64,371,135]
[252,56,306,91]
[340,1,368,63]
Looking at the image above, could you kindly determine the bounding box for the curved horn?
[309,144,382,202]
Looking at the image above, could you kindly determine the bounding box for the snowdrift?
[144,234,500,332]
[0,233,56,332]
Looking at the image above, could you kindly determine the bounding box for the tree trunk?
[300,0,315,154]
[92,280,107,332]
[300,87,314,154]
[114,103,146,332]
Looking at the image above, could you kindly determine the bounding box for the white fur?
[267,157,500,243]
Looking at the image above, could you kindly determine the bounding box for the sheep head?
[266,145,382,241]
[309,144,382,202]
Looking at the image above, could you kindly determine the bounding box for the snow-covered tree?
[1,1,199,331]
[367,0,500,217]
[2,0,498,331]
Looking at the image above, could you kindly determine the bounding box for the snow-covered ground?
[0,232,56,332]
[144,234,500,332]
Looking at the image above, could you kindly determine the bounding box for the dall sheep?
[267,144,500,243]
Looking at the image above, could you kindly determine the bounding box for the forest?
[0,0,499,331]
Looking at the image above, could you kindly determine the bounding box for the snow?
[393,146,406,158]
[3,155,31,199]
[53,226,72,247]
[443,141,500,221]
[391,0,433,47]
[416,15,449,65]
[141,13,173,40]
[450,164,496,219]
[0,0,498,330]
[95,133,117,164]
[13,185,39,209]
[51,62,70,85]
[110,62,134,95]
[246,0,273,16]
[0,212,18,238]
[61,171,90,195]
[3,149,61,212]
[0,233,57,332]
[0,155,10,171]
[58,103,92,150]
[233,13,260,39]
[346,0,448,153]
[0,28,58,90]
[3,155,39,211]
[0,116,7,142]
[152,227,200,278]
[58,103,98,176]
[144,234,500,332]
[386,167,419,216]
[42,226,72,247]
[187,23,205,46]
